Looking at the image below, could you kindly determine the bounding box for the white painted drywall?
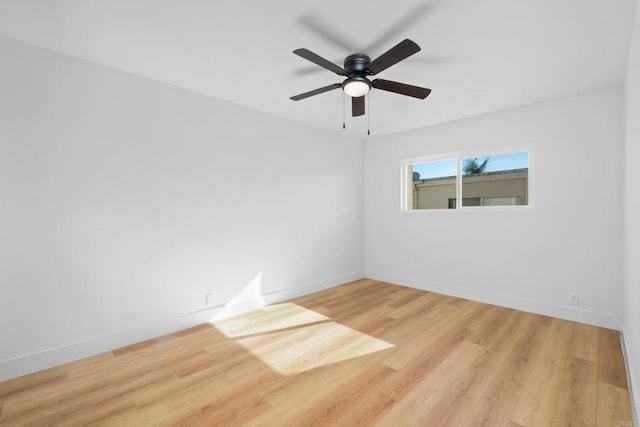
[0,35,364,380]
[364,87,624,328]
[624,0,640,419]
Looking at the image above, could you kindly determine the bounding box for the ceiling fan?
[290,39,431,117]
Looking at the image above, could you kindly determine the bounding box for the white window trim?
[401,146,535,213]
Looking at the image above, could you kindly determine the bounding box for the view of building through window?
[406,151,529,210]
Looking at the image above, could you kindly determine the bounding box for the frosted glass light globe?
[343,79,371,97]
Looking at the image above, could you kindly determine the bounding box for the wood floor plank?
[376,340,486,426]
[385,291,446,320]
[0,279,632,426]
[193,392,270,427]
[378,302,470,370]
[246,356,391,426]
[597,327,629,389]
[466,305,516,346]
[571,322,598,362]
[510,318,575,426]
[332,323,474,425]
[0,366,68,400]
[2,366,171,426]
[419,309,526,426]
[550,357,597,427]
[461,312,550,426]
[89,404,142,427]
[254,362,396,426]
[596,381,633,427]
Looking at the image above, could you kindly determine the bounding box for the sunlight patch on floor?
[212,303,394,375]
[214,302,330,337]
[236,320,394,375]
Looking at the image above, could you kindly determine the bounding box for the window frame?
[401,146,535,213]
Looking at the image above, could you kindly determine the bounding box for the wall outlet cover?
[205,294,214,306]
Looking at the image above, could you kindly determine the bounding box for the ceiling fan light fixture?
[342,77,371,97]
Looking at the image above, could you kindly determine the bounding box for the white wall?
[624,0,640,419]
[365,87,624,328]
[0,35,364,380]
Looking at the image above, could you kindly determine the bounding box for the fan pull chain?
[367,93,371,136]
[342,93,346,129]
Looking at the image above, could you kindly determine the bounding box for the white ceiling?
[0,0,635,137]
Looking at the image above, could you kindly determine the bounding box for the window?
[407,158,457,210]
[403,150,530,211]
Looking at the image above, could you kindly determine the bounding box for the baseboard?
[264,270,364,304]
[365,270,622,330]
[0,270,363,382]
[621,330,640,427]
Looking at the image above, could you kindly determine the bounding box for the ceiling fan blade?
[372,79,431,99]
[367,39,421,75]
[352,96,365,117]
[290,83,342,101]
[293,48,346,76]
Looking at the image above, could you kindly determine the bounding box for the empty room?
[1,0,640,425]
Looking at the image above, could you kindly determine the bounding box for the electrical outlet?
[205,293,214,307]
[569,293,579,306]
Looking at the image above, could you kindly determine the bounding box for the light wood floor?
[0,279,633,426]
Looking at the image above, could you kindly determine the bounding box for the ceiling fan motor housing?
[344,54,371,76]
[342,54,373,97]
